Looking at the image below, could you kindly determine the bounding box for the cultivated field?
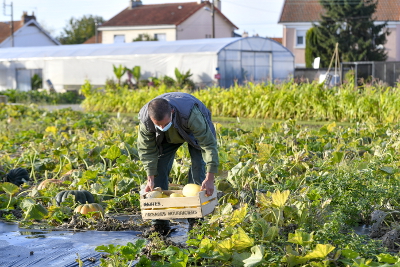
[2,82,400,266]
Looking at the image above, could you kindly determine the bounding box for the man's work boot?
[187,218,203,232]
[145,224,174,237]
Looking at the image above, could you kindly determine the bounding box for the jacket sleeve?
[188,106,219,174]
[137,121,159,176]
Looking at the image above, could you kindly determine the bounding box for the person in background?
[137,92,219,235]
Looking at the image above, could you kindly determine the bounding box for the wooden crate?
[140,189,218,220]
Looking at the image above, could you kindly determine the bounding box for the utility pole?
[95,20,98,43]
[211,0,215,38]
[3,0,14,47]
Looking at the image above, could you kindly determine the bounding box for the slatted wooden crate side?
[140,189,218,220]
[201,198,219,216]
[141,207,203,220]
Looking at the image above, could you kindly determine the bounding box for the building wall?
[101,28,177,43]
[397,25,400,61]
[385,24,400,61]
[0,25,57,48]
[283,27,306,67]
[177,8,234,39]
[282,23,400,66]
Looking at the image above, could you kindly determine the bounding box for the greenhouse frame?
[0,37,294,91]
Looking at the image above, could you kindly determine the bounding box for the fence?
[341,61,400,87]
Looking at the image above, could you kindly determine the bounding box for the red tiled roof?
[101,1,237,28]
[270,37,282,44]
[279,0,400,23]
[83,32,102,44]
[0,21,22,43]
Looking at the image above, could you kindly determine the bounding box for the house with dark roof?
[278,0,400,67]
[88,0,237,44]
[0,12,60,48]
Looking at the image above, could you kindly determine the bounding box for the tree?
[305,27,321,68]
[58,15,104,44]
[313,0,389,67]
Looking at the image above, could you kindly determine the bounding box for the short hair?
[148,98,172,121]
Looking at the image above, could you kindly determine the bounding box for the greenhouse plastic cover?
[0,37,291,61]
[0,37,294,90]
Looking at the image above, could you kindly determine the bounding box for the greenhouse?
[0,37,294,91]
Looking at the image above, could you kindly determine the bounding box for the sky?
[1,0,285,38]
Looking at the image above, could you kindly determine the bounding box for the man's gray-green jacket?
[138,92,219,177]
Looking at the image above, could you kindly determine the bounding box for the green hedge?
[0,89,83,104]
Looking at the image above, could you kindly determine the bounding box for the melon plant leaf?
[217,181,234,193]
[105,145,121,160]
[20,198,48,220]
[271,190,290,208]
[232,251,251,267]
[226,204,247,228]
[45,126,57,135]
[231,227,254,250]
[77,170,98,186]
[282,254,309,267]
[96,244,118,254]
[1,182,19,196]
[215,239,234,260]
[265,226,279,241]
[357,162,369,170]
[156,246,181,257]
[256,191,272,209]
[379,166,394,174]
[326,122,336,132]
[288,230,314,246]
[120,240,146,260]
[221,203,233,215]
[304,244,335,260]
[376,253,399,264]
[243,245,266,267]
[331,151,344,164]
[341,249,359,260]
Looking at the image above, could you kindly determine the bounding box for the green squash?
[55,190,95,206]
[5,167,30,186]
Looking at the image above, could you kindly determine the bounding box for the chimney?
[21,11,36,26]
[214,0,221,10]
[129,0,143,9]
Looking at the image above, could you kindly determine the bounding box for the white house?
[85,0,238,44]
[278,0,400,67]
[0,12,60,48]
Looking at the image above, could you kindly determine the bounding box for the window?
[205,34,212,38]
[114,35,125,43]
[154,33,166,41]
[296,30,306,47]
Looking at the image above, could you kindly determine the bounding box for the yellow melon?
[146,191,163,199]
[182,184,202,197]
